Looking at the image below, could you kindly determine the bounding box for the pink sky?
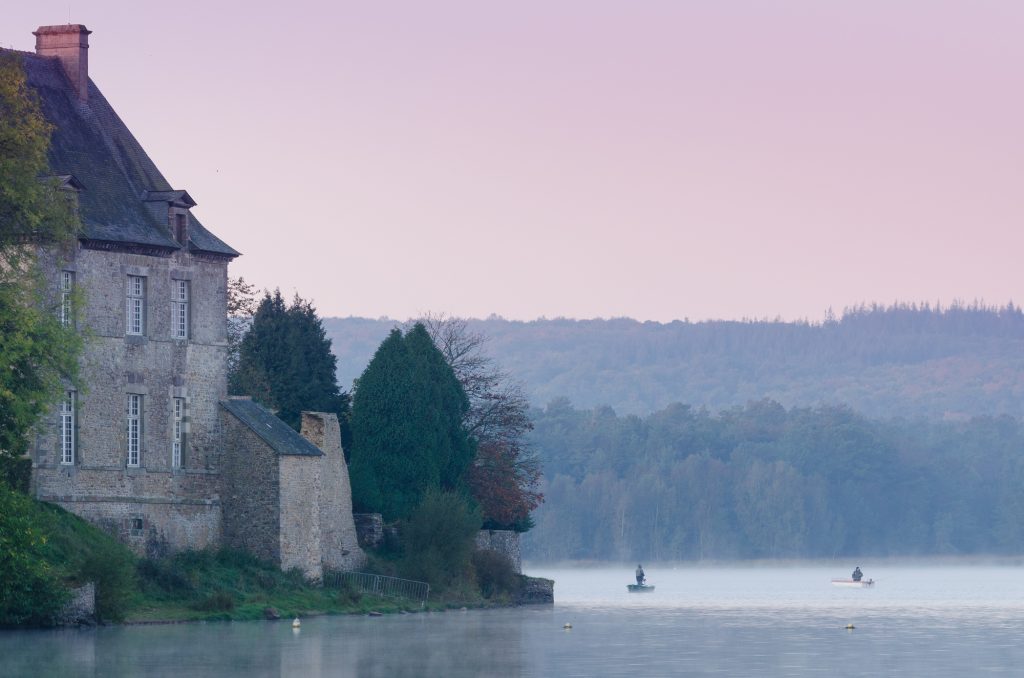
[5,1,1022,322]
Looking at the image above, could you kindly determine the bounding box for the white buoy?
[292,617,301,628]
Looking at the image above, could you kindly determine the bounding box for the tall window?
[60,390,75,465]
[172,397,185,469]
[172,280,189,339]
[126,275,145,336]
[127,394,142,467]
[60,271,74,327]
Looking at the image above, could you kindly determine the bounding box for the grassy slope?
[32,499,514,624]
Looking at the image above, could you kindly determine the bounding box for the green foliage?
[32,501,137,622]
[350,324,474,519]
[192,591,236,612]
[0,455,31,492]
[0,485,68,627]
[230,289,349,435]
[400,490,482,589]
[417,315,542,532]
[525,399,1024,562]
[471,549,519,599]
[0,51,82,466]
[0,52,80,251]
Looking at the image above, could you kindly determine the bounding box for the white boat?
[831,578,874,588]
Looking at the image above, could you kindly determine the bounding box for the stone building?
[15,24,363,579]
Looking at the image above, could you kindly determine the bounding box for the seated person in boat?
[635,564,646,585]
[852,566,863,582]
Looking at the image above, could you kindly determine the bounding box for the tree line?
[523,398,1024,562]
[324,303,1024,419]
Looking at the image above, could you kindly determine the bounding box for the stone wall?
[278,455,323,581]
[353,513,384,549]
[300,412,365,572]
[32,245,230,556]
[516,577,554,605]
[57,583,96,625]
[219,403,281,564]
[476,529,522,574]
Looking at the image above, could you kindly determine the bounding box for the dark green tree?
[349,324,474,520]
[416,314,542,531]
[230,289,349,433]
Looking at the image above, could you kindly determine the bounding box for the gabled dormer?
[51,174,85,192]
[143,190,196,248]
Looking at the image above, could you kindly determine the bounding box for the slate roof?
[13,50,238,258]
[220,399,323,457]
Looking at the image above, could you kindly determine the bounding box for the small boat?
[831,578,874,588]
[627,584,655,592]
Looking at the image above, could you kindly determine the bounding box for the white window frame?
[172,397,185,469]
[126,275,145,336]
[60,390,75,465]
[172,280,189,339]
[127,394,141,467]
[60,271,74,327]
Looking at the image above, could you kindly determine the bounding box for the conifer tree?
[230,289,349,433]
[349,324,474,520]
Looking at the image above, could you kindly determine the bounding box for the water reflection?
[3,566,1024,677]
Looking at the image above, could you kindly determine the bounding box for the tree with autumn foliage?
[349,324,475,520]
[418,315,543,531]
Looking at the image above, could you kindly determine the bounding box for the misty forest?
[326,304,1024,562]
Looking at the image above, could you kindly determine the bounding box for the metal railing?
[324,571,430,608]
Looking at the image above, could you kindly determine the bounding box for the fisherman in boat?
[635,564,646,586]
[852,566,863,582]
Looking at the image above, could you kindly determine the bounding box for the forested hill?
[522,399,1024,562]
[324,304,1024,419]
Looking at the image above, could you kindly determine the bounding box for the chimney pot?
[33,24,91,102]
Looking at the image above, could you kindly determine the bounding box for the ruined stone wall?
[475,529,522,573]
[353,513,384,549]
[300,412,366,572]
[219,405,281,564]
[32,245,228,555]
[57,583,96,626]
[278,455,323,580]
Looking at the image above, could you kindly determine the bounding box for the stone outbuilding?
[220,400,364,580]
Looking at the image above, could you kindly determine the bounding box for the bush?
[78,540,136,622]
[34,502,138,622]
[400,490,481,589]
[0,456,31,493]
[471,550,519,599]
[0,485,69,626]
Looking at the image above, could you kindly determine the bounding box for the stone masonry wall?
[353,513,384,549]
[475,529,522,574]
[219,404,281,564]
[278,455,323,581]
[32,245,229,555]
[57,583,96,626]
[300,412,366,572]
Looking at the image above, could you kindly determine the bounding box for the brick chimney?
[33,24,92,101]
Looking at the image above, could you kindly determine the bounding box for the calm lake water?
[3,565,1024,677]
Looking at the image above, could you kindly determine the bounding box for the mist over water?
[3,565,1023,677]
